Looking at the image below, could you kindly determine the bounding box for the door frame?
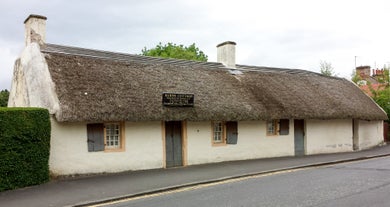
[294,119,306,156]
[162,121,187,168]
[352,119,359,150]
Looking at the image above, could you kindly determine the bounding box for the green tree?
[373,87,390,120]
[142,42,208,62]
[353,68,390,120]
[319,60,335,76]
[351,67,389,120]
[0,89,9,107]
[351,69,363,85]
[369,69,390,120]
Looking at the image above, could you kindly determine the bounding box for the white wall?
[8,42,59,114]
[49,119,163,176]
[358,120,384,150]
[49,118,384,175]
[306,119,353,154]
[186,121,294,165]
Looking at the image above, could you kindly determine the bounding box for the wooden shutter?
[279,119,289,135]
[226,121,238,144]
[87,123,105,152]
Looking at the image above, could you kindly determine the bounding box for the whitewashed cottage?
[9,15,387,176]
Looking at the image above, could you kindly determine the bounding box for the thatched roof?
[41,44,387,122]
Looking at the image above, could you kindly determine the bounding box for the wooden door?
[165,121,183,168]
[352,119,359,150]
[294,119,305,156]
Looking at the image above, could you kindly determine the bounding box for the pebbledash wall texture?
[8,14,387,175]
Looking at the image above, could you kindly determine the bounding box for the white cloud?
[0,43,19,89]
[0,0,389,89]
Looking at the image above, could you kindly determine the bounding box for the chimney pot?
[24,14,47,46]
[217,41,236,68]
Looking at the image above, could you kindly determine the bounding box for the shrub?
[0,107,50,191]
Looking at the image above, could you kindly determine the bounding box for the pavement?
[1,144,390,207]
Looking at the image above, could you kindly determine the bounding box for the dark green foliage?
[352,69,390,122]
[0,89,9,107]
[142,42,208,62]
[366,69,390,122]
[373,87,390,121]
[0,108,50,191]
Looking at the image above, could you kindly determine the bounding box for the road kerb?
[73,153,390,207]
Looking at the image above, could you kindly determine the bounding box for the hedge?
[0,107,50,191]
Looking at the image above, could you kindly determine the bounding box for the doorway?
[352,119,359,150]
[165,121,183,168]
[294,119,305,156]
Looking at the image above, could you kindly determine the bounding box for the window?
[212,121,238,145]
[105,123,121,149]
[213,121,224,144]
[87,122,125,152]
[266,119,290,136]
[266,120,278,135]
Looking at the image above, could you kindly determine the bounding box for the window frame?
[212,121,227,146]
[266,120,279,136]
[104,122,125,152]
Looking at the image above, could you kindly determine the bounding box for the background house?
[356,65,389,96]
[354,65,389,141]
[8,15,387,176]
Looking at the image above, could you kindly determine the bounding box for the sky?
[1,0,390,90]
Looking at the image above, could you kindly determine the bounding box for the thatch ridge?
[42,44,388,122]
[42,43,225,69]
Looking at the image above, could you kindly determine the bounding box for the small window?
[266,120,278,136]
[212,121,238,145]
[105,123,121,149]
[87,122,125,152]
[213,121,224,144]
[266,119,289,136]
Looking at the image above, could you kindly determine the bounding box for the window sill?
[212,142,227,147]
[266,134,279,137]
[104,148,125,152]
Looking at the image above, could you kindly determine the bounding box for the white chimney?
[217,41,236,68]
[24,14,47,46]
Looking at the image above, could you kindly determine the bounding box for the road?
[97,157,390,207]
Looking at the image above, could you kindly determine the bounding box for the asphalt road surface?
[99,156,390,207]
